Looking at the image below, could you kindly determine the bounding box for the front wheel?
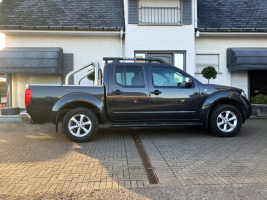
[209,105,242,137]
[62,107,99,143]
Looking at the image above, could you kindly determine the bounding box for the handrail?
[77,69,95,85]
[65,62,95,85]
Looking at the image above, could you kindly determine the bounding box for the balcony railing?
[139,6,181,25]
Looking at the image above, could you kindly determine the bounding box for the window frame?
[114,65,146,88]
[134,51,186,71]
[195,54,220,73]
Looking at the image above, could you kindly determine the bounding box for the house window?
[196,54,219,73]
[135,51,185,70]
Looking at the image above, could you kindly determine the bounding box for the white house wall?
[5,35,122,85]
[124,0,196,76]
[195,37,267,95]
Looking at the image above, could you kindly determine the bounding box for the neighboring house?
[0,0,266,108]
[196,0,267,98]
[0,0,125,108]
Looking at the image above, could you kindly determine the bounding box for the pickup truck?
[20,57,252,143]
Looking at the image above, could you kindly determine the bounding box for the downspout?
[120,28,124,57]
[195,0,199,38]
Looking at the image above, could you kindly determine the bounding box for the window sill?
[195,72,222,74]
[138,23,183,26]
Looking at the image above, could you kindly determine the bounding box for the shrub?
[250,94,267,104]
[201,66,217,84]
[87,72,95,82]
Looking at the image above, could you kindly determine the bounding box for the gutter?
[0,25,126,36]
[196,28,267,37]
[0,25,125,31]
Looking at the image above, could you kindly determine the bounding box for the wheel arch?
[50,93,107,132]
[200,91,246,128]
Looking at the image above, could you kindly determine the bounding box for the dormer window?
[128,0,192,25]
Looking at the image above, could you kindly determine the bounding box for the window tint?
[115,66,144,86]
[151,67,186,87]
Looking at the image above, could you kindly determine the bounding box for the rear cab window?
[115,66,145,86]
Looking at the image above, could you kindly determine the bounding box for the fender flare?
[49,93,107,132]
[199,91,244,128]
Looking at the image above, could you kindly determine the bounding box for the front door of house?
[147,53,173,65]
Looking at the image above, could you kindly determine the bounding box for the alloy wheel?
[68,114,92,137]
[217,111,237,132]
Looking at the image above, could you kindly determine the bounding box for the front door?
[108,64,150,121]
[147,65,200,120]
[147,53,173,65]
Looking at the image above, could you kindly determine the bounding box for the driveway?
[0,119,267,198]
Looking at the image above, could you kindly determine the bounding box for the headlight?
[241,90,247,99]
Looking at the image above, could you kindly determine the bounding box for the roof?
[197,0,267,32]
[0,0,125,31]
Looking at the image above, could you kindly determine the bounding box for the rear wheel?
[209,105,242,137]
[62,107,98,142]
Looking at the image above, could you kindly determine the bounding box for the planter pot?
[0,107,20,115]
[252,104,267,117]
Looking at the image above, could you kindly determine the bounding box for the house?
[0,0,266,109]
[0,0,125,108]
[196,0,267,98]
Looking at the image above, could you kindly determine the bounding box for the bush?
[201,66,217,84]
[87,72,95,81]
[250,94,267,104]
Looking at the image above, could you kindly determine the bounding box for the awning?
[0,47,63,74]
[227,48,267,72]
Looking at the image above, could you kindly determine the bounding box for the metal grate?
[139,6,181,24]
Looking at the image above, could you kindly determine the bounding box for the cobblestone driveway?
[0,119,266,196]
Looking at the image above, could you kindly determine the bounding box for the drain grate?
[131,128,159,184]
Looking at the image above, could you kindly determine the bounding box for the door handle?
[113,90,123,95]
[151,90,162,95]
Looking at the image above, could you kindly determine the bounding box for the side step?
[109,122,203,128]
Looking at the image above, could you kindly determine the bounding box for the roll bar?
[65,62,102,86]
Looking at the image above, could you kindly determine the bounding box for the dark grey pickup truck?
[20,57,252,142]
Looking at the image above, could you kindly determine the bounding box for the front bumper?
[20,112,32,123]
[245,105,252,119]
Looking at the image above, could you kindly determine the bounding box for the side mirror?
[185,77,193,88]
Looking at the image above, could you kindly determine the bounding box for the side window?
[151,67,186,87]
[115,66,144,86]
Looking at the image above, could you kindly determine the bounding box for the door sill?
[110,122,203,128]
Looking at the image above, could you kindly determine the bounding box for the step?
[109,122,203,128]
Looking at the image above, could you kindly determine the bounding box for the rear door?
[108,64,150,121]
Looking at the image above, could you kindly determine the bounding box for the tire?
[1,107,20,115]
[209,105,242,137]
[62,107,99,143]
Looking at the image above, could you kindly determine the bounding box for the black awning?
[0,47,63,74]
[227,48,267,72]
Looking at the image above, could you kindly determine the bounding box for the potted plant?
[251,94,267,117]
[201,66,217,84]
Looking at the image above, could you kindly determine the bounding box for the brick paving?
[0,123,147,195]
[0,119,267,196]
[138,119,267,186]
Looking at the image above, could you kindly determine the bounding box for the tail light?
[25,88,32,107]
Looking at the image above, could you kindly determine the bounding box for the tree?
[201,66,217,84]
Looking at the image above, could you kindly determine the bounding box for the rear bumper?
[20,112,32,123]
